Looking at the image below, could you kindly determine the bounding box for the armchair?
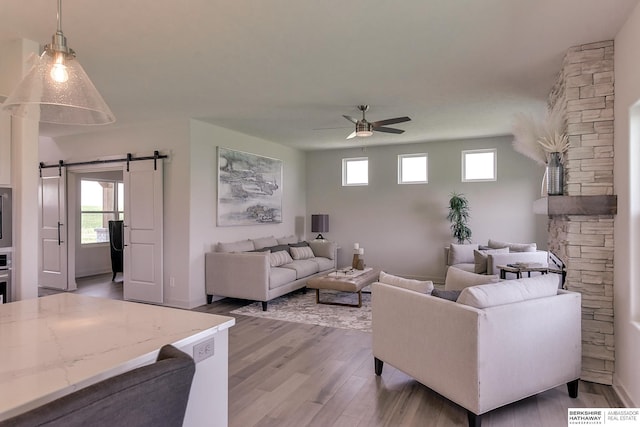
[372,275,581,427]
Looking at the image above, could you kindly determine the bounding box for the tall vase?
[546,152,563,196]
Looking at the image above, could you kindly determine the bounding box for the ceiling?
[0,0,637,150]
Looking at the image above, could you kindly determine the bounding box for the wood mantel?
[533,195,617,216]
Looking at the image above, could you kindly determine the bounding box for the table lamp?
[311,214,329,240]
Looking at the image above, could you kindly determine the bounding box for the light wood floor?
[196,299,624,427]
[38,273,123,300]
[39,280,624,426]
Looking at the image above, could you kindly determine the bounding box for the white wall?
[189,120,307,302]
[613,4,640,407]
[305,135,546,282]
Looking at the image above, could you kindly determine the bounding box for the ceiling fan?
[343,105,411,139]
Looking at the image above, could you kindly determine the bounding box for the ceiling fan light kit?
[343,105,410,140]
[2,0,115,125]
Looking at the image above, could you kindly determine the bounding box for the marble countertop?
[0,293,235,420]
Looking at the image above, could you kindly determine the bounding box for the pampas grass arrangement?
[512,103,569,164]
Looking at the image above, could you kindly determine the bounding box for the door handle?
[57,222,64,245]
[122,223,128,248]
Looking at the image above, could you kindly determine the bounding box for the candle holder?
[352,253,360,269]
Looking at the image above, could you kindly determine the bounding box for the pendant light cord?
[57,0,63,34]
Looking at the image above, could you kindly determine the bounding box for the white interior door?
[39,167,68,290]
[123,160,163,303]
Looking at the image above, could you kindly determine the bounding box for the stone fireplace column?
[547,41,615,385]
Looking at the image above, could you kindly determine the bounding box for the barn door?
[39,167,68,290]
[123,160,164,303]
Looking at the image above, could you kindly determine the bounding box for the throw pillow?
[473,248,509,274]
[290,246,315,260]
[444,266,499,291]
[456,274,559,309]
[488,239,536,252]
[253,236,279,250]
[270,250,293,267]
[288,241,310,248]
[265,244,291,254]
[431,288,462,301]
[448,243,479,266]
[378,271,434,294]
[277,235,298,245]
[308,240,337,260]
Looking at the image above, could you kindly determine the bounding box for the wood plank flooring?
[38,278,624,426]
[196,299,624,427]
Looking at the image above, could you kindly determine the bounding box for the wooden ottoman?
[306,267,380,307]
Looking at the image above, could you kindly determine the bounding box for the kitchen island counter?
[0,293,234,426]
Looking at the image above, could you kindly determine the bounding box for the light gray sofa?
[372,274,581,427]
[445,239,549,276]
[205,236,337,310]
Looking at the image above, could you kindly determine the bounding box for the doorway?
[67,167,124,294]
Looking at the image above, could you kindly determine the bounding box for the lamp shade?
[311,214,329,239]
[2,51,115,125]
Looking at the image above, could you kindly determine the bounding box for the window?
[342,157,368,186]
[398,153,428,184]
[81,179,124,244]
[462,149,496,182]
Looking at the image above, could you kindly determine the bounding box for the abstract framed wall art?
[217,147,283,226]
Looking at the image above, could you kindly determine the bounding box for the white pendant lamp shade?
[3,50,115,125]
[2,0,115,125]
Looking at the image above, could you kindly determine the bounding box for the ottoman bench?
[306,267,380,307]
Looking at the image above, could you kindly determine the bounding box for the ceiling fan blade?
[312,126,352,130]
[343,115,358,124]
[346,131,357,139]
[374,126,404,134]
[372,116,411,127]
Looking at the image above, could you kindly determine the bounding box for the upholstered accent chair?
[372,274,581,427]
[1,345,195,427]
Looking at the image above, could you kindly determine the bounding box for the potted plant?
[447,192,472,244]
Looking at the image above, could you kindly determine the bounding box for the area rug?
[230,289,371,332]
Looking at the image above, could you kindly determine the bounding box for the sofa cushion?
[457,274,559,308]
[310,257,334,271]
[269,267,297,289]
[281,260,319,278]
[270,250,293,267]
[473,248,509,274]
[444,266,499,291]
[290,246,315,260]
[253,236,279,250]
[217,239,255,253]
[379,271,434,294]
[277,235,298,245]
[488,239,536,252]
[448,243,479,266]
[431,289,462,301]
[309,240,337,260]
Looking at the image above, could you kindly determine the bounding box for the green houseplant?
[447,192,472,244]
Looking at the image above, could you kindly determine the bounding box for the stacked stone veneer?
[548,41,615,385]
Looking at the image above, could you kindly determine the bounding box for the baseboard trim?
[613,375,637,408]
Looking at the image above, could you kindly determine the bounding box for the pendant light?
[2,0,115,125]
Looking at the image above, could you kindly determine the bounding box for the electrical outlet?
[193,337,215,363]
[169,277,175,287]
